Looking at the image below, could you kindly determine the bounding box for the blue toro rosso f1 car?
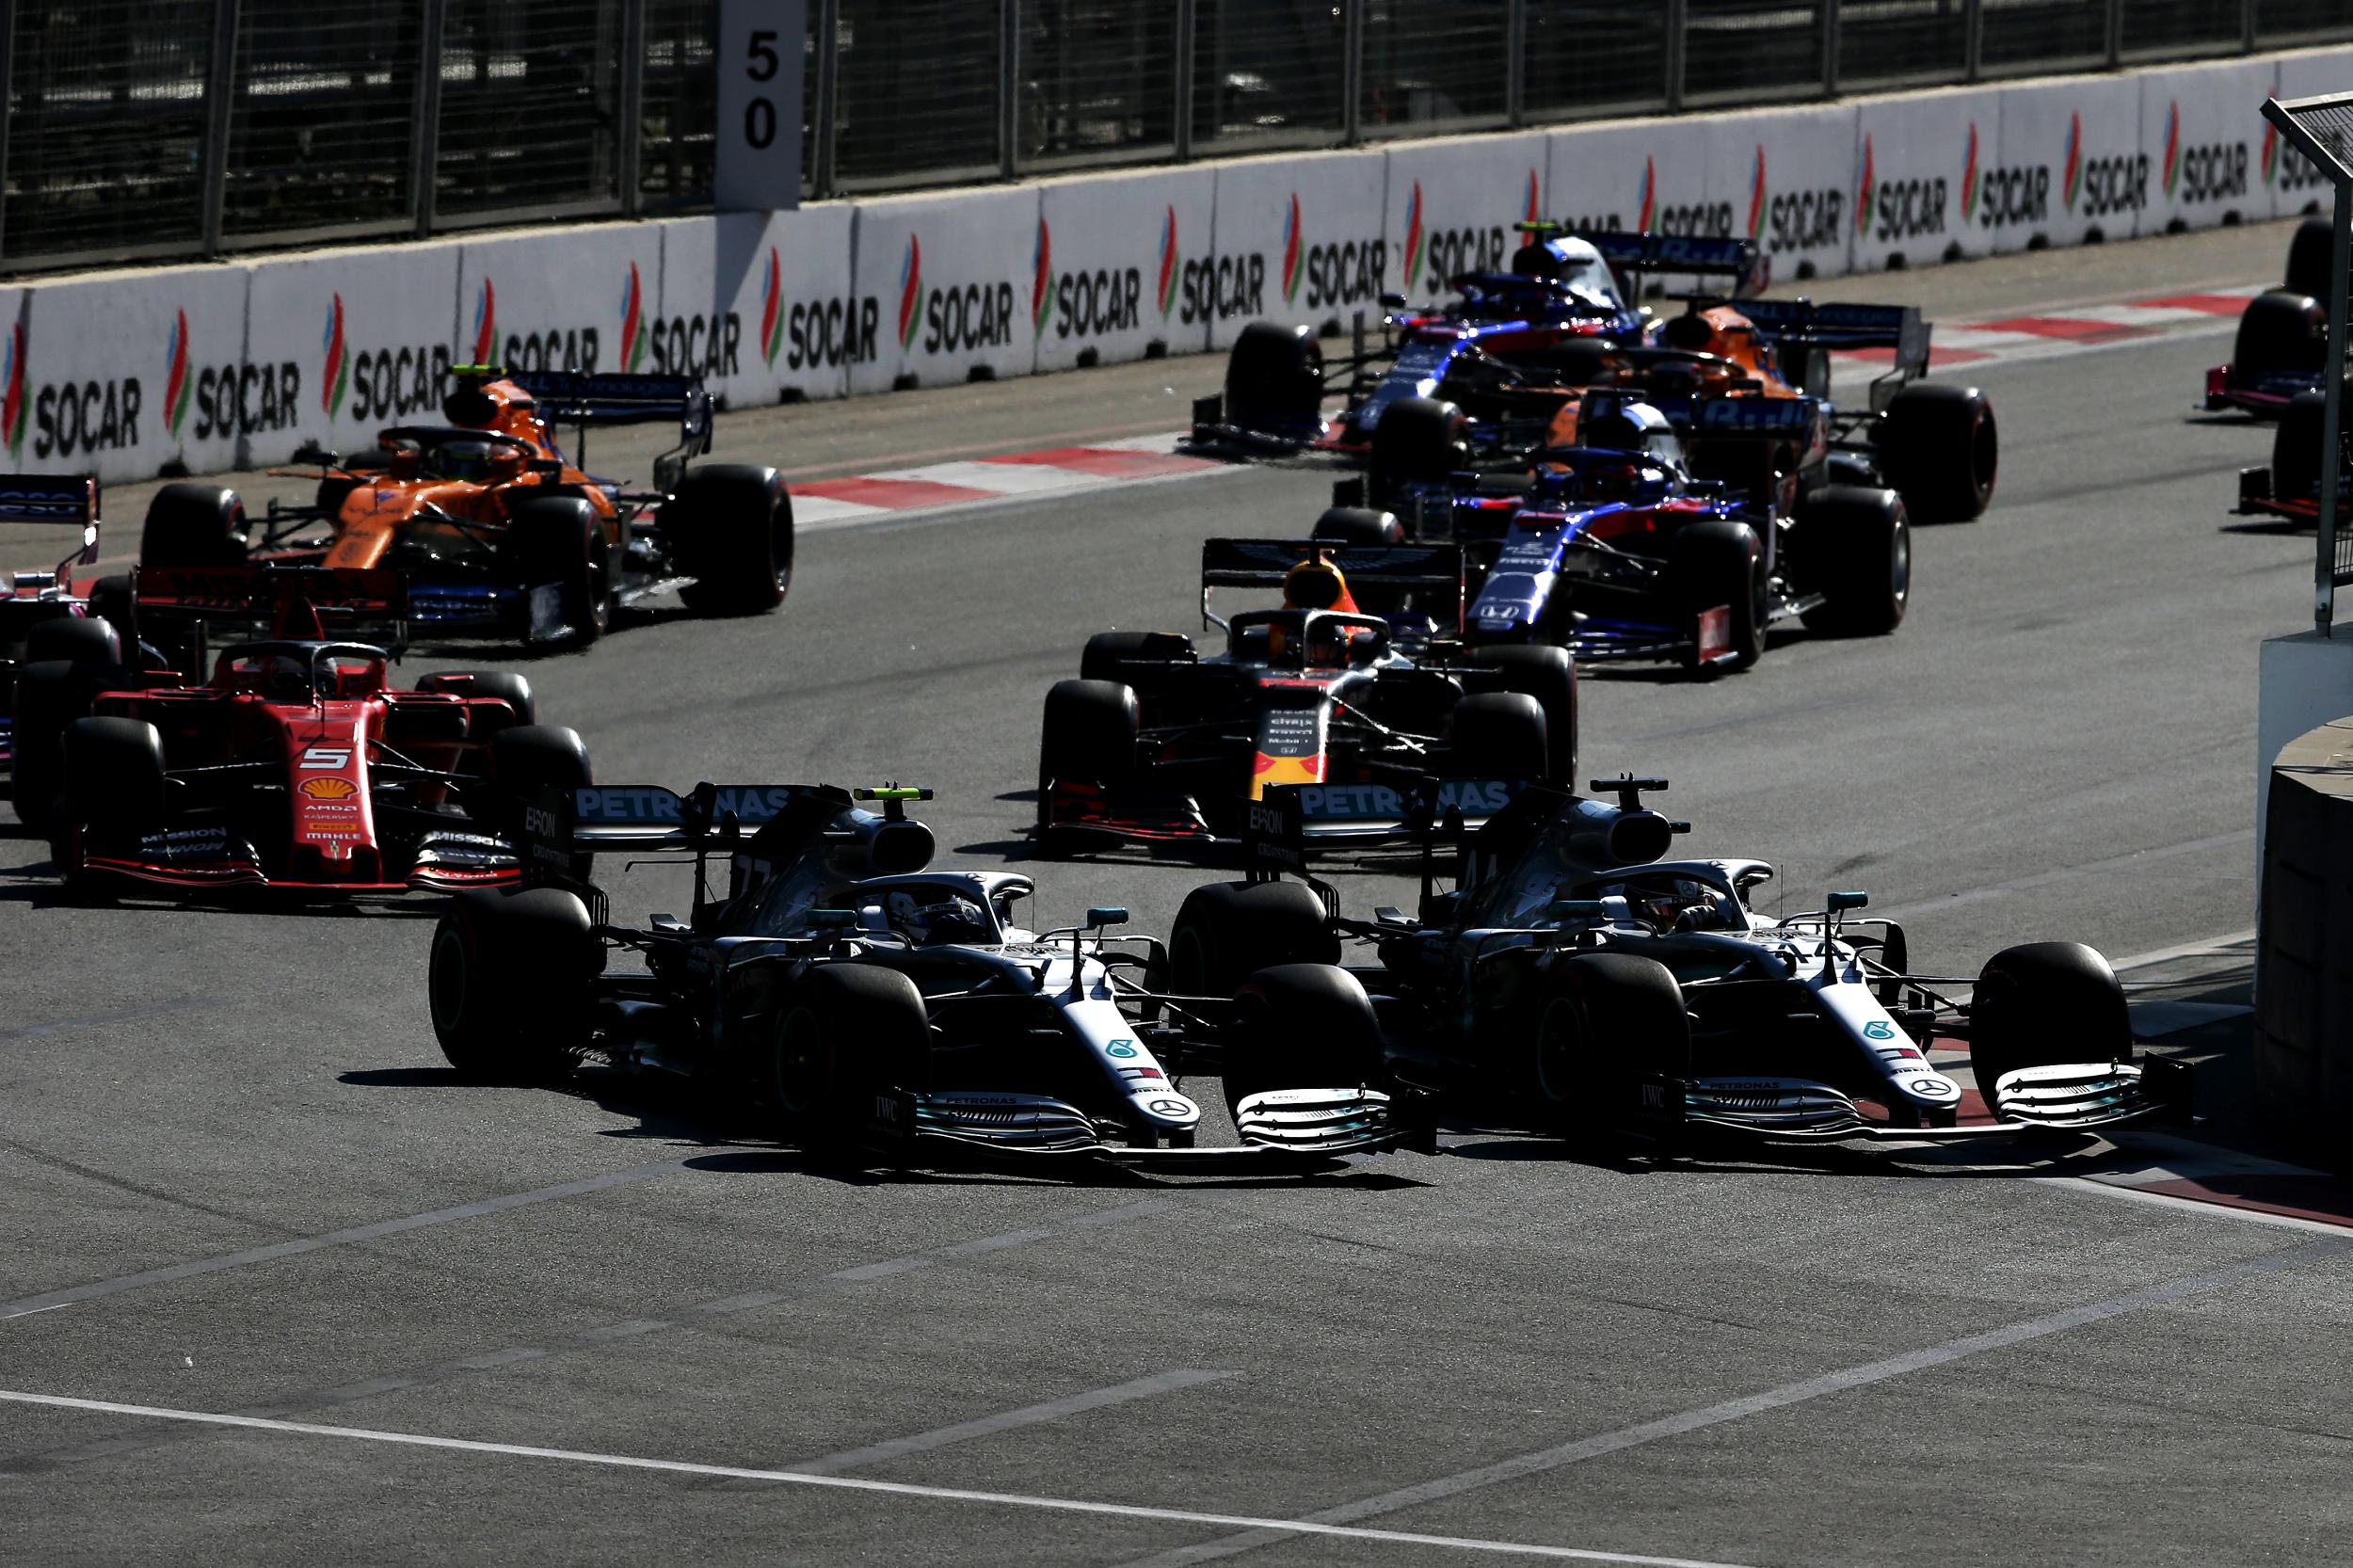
[1323,392,1912,671]
[137,366,792,648]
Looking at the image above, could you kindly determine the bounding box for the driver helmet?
[1637,877,1721,933]
[1283,558,1356,614]
[885,889,989,945]
[437,440,498,483]
[264,654,314,702]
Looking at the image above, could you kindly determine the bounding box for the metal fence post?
[811,0,839,198]
[200,0,241,254]
[1000,0,1019,178]
[0,0,16,264]
[1665,0,1687,113]
[2243,0,2257,55]
[2105,0,2122,69]
[618,0,646,216]
[1964,0,1984,84]
[413,0,447,236]
[1507,0,1526,129]
[1173,0,1193,162]
[1822,0,1840,99]
[1343,0,1363,147]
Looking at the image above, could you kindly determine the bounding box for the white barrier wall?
[6,44,2348,485]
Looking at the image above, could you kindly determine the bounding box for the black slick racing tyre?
[1446,692,1548,780]
[416,670,537,727]
[1876,383,1997,522]
[25,616,122,668]
[1223,962,1388,1127]
[2232,291,2327,382]
[1369,395,1470,486]
[1169,880,1338,998]
[2273,389,2336,502]
[1671,519,1766,671]
[1225,322,1324,430]
[667,463,794,616]
[766,963,932,1149]
[1310,506,1407,545]
[61,715,165,837]
[1036,678,1138,844]
[1079,632,1193,686]
[1525,952,1688,1135]
[429,888,602,1082]
[1796,485,1911,637]
[1968,941,2132,1117]
[9,659,117,834]
[2287,215,2334,303]
[140,485,250,568]
[1467,645,1576,781]
[509,496,613,648]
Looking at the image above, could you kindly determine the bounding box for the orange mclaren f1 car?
[136,366,792,648]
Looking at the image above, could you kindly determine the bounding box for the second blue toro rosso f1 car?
[1181,777,2187,1151]
[1329,392,1912,670]
[1035,538,1576,853]
[137,366,792,648]
[426,781,1433,1171]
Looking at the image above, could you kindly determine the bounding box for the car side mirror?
[294,441,341,467]
[1086,906,1128,928]
[1378,293,1407,310]
[1827,890,1869,914]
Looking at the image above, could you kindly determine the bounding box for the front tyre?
[1524,953,1689,1137]
[1969,941,2132,1117]
[1169,881,1338,997]
[1225,962,1388,1127]
[765,964,932,1149]
[1877,384,1997,523]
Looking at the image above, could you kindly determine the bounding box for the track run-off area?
[5,218,2348,1568]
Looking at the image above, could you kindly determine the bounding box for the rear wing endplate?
[0,472,100,584]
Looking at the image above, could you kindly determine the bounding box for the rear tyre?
[429,888,602,1082]
[1466,645,1576,780]
[1876,384,1997,522]
[1970,941,2132,1116]
[1445,692,1548,782]
[9,659,119,834]
[1369,395,1470,486]
[1225,322,1324,431]
[767,964,932,1148]
[1169,881,1338,998]
[416,670,536,727]
[60,715,165,835]
[2287,215,2334,303]
[24,616,121,668]
[508,497,612,648]
[2274,388,2339,502]
[1796,486,1911,637]
[1224,963,1388,1127]
[140,485,250,568]
[667,463,794,615]
[1524,952,1688,1134]
[2231,290,2328,381]
[1310,505,1407,545]
[1036,678,1138,846]
[1671,519,1766,671]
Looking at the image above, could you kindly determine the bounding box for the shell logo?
[300,776,359,802]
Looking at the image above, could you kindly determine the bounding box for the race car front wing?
[1648,1058,2187,1143]
[875,1085,1434,1170]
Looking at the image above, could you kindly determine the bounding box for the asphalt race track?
[7,219,2351,1568]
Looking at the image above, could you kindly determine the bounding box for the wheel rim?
[1533,996,1579,1105]
[428,924,470,1038]
[1970,408,1998,501]
[773,1006,823,1121]
[588,544,612,632]
[1890,517,1912,610]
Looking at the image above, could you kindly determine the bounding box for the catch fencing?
[0,0,2345,274]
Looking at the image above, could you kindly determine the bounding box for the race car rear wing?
[1573,231,1769,298]
[1200,537,1467,631]
[132,563,406,647]
[0,472,100,587]
[1680,296,1931,389]
[497,367,714,489]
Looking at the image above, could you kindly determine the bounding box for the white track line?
[0,1388,1765,1568]
[771,1370,1236,1479]
[1112,1237,2345,1567]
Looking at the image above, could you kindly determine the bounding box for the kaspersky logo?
[1636,157,1656,232]
[3,322,25,458]
[618,263,648,373]
[2162,100,2181,199]
[1032,216,1053,338]
[759,246,785,368]
[471,279,497,364]
[1401,182,1425,296]
[321,293,348,417]
[1960,123,1980,223]
[1855,135,1875,235]
[1280,193,1303,305]
[1746,146,1767,243]
[897,234,925,352]
[165,308,192,438]
[1157,205,1179,320]
[2062,112,2083,212]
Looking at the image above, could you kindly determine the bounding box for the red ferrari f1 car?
[23,565,591,897]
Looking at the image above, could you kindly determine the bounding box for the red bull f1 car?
[426,781,1433,1171]
[33,566,589,897]
[1036,538,1577,853]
